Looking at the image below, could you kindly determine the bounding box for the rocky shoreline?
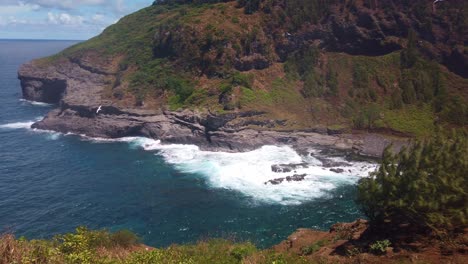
[18,59,407,157]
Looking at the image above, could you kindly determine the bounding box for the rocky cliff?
[18,0,467,155]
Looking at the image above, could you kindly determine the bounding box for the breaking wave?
[1,123,376,205]
[114,137,376,205]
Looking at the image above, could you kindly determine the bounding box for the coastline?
[18,59,408,158]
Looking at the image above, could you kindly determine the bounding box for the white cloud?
[92,13,104,22]
[47,12,84,25]
[0,0,153,39]
[0,0,121,10]
[0,3,40,15]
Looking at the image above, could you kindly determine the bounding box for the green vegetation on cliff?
[38,0,467,136]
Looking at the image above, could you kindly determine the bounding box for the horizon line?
[0,38,86,41]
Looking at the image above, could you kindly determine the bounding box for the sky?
[0,0,154,40]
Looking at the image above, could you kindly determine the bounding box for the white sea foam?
[0,121,35,129]
[0,118,64,142]
[19,99,53,107]
[115,137,377,205]
[1,119,376,205]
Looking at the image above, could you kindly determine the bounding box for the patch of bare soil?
[274,219,468,264]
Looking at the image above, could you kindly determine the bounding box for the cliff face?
[18,57,407,156]
[284,0,468,77]
[17,0,467,154]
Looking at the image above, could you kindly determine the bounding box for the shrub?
[231,72,254,88]
[357,129,468,232]
[237,0,262,14]
[166,76,195,102]
[230,243,257,261]
[286,47,320,78]
[352,104,381,129]
[301,240,326,255]
[352,63,369,91]
[441,96,467,126]
[369,239,391,254]
[400,29,418,69]
[111,230,139,248]
[390,89,403,109]
[326,69,338,96]
[346,247,361,257]
[302,71,324,98]
[400,74,417,104]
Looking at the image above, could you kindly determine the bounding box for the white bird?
[96,105,102,114]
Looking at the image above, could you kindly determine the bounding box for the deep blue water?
[0,40,365,248]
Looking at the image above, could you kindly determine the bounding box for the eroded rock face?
[20,78,66,104]
[17,53,409,157]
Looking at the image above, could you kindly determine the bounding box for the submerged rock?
[330,168,345,174]
[271,163,309,173]
[286,174,307,182]
[265,174,307,185]
[315,157,352,168]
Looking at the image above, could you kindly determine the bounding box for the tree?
[400,29,418,69]
[353,104,381,129]
[400,74,417,104]
[390,89,403,109]
[357,130,468,232]
[237,0,262,14]
[326,68,338,96]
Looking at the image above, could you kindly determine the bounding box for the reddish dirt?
[274,219,468,264]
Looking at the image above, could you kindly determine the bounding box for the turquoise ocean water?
[0,40,369,248]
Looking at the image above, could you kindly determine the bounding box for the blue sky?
[0,0,154,40]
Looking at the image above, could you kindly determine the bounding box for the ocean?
[0,39,373,248]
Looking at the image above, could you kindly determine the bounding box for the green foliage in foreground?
[357,129,468,232]
[369,240,391,255]
[0,227,310,264]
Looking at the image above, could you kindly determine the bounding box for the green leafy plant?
[111,230,140,248]
[346,247,361,257]
[369,239,391,254]
[301,240,326,255]
[229,243,257,261]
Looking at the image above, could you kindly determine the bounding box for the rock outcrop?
[265,174,307,185]
[18,55,409,156]
[18,0,436,157]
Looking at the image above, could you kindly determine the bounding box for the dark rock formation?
[271,163,309,173]
[265,174,307,185]
[17,49,410,157]
[330,168,345,174]
[315,157,352,168]
[20,77,66,104]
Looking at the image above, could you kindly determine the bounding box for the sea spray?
[116,137,377,205]
[0,121,35,129]
[19,99,53,107]
[0,122,377,205]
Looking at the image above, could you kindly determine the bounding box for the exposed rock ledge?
[18,60,406,157]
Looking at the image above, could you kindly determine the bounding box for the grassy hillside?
[0,227,309,264]
[37,0,468,137]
